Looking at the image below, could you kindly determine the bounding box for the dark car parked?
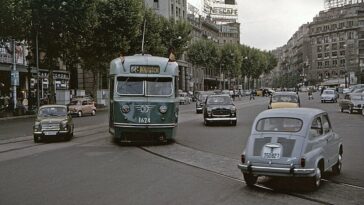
[196,92,210,114]
[203,94,237,126]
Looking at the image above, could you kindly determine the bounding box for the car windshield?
[271,95,298,103]
[69,100,80,106]
[351,95,364,100]
[207,96,232,105]
[116,76,172,96]
[117,77,144,95]
[199,94,208,101]
[38,107,67,117]
[323,90,334,95]
[256,117,303,132]
[146,77,172,96]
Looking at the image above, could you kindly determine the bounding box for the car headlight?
[60,120,68,130]
[34,122,41,131]
[121,105,130,113]
[231,106,236,113]
[159,105,168,114]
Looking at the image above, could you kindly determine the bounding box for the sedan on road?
[321,89,338,103]
[339,93,364,114]
[68,98,97,117]
[196,92,210,114]
[33,105,74,143]
[238,108,343,190]
[268,92,300,109]
[203,94,237,126]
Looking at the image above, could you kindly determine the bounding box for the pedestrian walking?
[308,89,313,100]
[250,90,255,100]
[238,89,242,99]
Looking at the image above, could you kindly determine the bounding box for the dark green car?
[33,105,74,143]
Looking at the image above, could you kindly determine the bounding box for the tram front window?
[117,77,144,95]
[146,77,172,96]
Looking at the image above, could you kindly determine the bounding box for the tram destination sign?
[130,65,160,74]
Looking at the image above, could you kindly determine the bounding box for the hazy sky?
[188,0,325,51]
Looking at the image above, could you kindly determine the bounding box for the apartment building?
[309,2,364,85]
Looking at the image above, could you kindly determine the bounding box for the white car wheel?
[332,154,342,175]
[310,167,322,190]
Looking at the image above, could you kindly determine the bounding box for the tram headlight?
[159,105,168,114]
[121,105,130,113]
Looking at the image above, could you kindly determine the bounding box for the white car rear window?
[256,117,303,132]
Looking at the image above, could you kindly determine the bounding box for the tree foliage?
[187,39,219,69]
[187,40,278,87]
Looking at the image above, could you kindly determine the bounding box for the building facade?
[273,2,364,88]
[144,0,187,20]
[309,3,364,85]
[186,1,240,90]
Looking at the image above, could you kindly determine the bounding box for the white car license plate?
[262,146,281,159]
[45,131,58,136]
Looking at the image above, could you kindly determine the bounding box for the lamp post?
[36,31,40,109]
[26,53,32,111]
[11,39,17,111]
[219,63,224,90]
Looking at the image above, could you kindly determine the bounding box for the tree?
[187,39,219,69]
[0,0,30,41]
[220,43,241,88]
[159,19,192,58]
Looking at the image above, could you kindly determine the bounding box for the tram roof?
[110,54,178,76]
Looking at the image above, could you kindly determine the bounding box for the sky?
[188,0,325,51]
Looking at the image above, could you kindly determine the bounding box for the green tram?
[109,54,179,143]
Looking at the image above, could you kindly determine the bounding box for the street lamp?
[219,63,224,90]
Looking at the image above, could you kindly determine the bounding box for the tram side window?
[146,77,172,96]
[117,77,144,95]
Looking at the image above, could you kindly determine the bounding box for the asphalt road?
[0,109,109,140]
[0,93,363,205]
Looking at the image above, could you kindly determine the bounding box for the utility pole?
[12,39,17,111]
[36,32,40,109]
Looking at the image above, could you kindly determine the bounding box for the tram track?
[0,124,108,154]
[1,121,364,204]
[139,142,364,205]
[139,145,333,205]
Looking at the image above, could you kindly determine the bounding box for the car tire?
[321,100,324,103]
[33,135,41,143]
[349,108,353,114]
[309,167,322,190]
[78,111,83,117]
[332,154,342,175]
[91,109,96,116]
[232,120,237,126]
[64,134,72,141]
[204,119,209,126]
[243,173,257,187]
[340,107,343,112]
